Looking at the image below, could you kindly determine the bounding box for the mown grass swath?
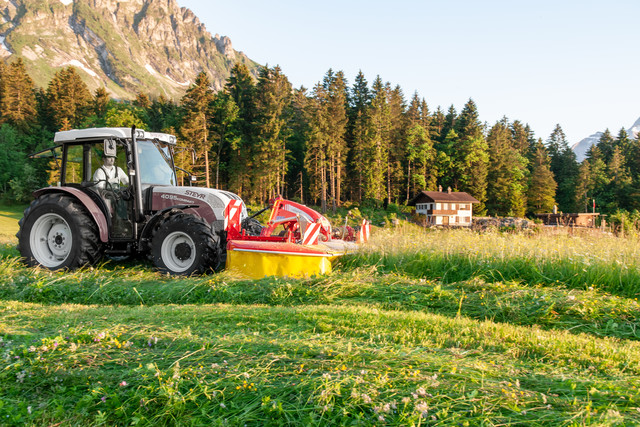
[1,224,639,425]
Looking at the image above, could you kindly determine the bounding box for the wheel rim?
[29,213,72,268]
[160,231,196,273]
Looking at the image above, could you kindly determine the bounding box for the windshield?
[138,140,176,186]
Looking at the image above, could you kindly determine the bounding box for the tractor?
[17,126,249,275]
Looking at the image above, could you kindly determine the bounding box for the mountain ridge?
[571,117,640,162]
[0,0,260,99]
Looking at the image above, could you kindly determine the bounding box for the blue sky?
[179,0,639,145]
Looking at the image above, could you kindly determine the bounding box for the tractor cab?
[33,127,178,241]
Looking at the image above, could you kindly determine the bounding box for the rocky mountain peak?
[0,0,259,99]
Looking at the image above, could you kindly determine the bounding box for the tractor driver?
[93,153,129,189]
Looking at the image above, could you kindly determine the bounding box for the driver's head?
[103,154,116,166]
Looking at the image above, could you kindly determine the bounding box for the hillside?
[0,0,260,99]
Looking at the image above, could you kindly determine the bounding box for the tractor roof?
[54,127,177,146]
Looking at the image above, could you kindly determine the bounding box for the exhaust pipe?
[131,125,145,223]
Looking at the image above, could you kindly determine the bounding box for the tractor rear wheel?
[151,213,221,275]
[17,193,103,270]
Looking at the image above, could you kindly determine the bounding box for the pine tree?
[1,58,37,131]
[405,93,435,200]
[134,92,151,109]
[511,120,534,155]
[94,87,110,121]
[147,95,181,133]
[455,99,489,214]
[225,63,256,197]
[547,124,579,212]
[596,129,615,163]
[305,82,329,209]
[431,106,446,142]
[210,91,240,189]
[46,67,93,130]
[180,72,214,187]
[575,145,608,213]
[527,140,557,214]
[323,70,348,210]
[486,118,528,216]
[288,87,311,202]
[363,76,391,204]
[253,65,292,202]
[346,70,370,202]
[405,123,435,199]
[606,146,632,211]
[614,128,632,162]
[386,84,407,204]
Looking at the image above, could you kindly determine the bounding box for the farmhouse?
[409,187,479,226]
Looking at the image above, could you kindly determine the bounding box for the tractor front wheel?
[151,213,221,275]
[17,193,103,270]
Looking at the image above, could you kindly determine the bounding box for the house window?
[443,203,448,210]
[451,203,457,210]
[436,203,441,210]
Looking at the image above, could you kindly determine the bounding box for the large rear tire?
[151,213,221,276]
[17,193,103,270]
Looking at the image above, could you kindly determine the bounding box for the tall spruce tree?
[180,72,214,187]
[386,84,407,204]
[305,82,329,209]
[46,67,93,130]
[486,118,528,216]
[347,70,370,202]
[225,63,256,197]
[1,58,37,131]
[455,99,489,214]
[93,87,110,123]
[210,91,240,189]
[363,76,391,204]
[288,87,311,202]
[253,65,292,201]
[405,93,435,200]
[323,70,348,209]
[527,139,557,214]
[547,124,579,212]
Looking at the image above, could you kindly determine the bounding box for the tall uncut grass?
[346,225,640,298]
[1,224,640,425]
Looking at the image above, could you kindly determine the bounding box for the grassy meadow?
[0,210,639,425]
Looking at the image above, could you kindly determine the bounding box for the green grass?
[0,203,25,240]
[1,222,640,425]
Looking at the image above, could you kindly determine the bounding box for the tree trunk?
[336,150,341,207]
[204,150,210,188]
[406,161,411,202]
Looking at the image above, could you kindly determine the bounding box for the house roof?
[408,191,480,206]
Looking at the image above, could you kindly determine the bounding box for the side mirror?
[104,139,116,157]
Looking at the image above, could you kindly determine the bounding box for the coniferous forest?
[1,58,639,220]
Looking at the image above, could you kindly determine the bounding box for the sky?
[179,0,640,146]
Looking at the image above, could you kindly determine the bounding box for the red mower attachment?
[223,196,370,278]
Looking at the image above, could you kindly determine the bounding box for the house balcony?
[424,209,458,215]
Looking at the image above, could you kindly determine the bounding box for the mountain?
[571,131,604,163]
[571,117,640,162]
[0,0,260,99]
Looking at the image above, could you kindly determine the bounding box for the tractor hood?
[149,186,247,232]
